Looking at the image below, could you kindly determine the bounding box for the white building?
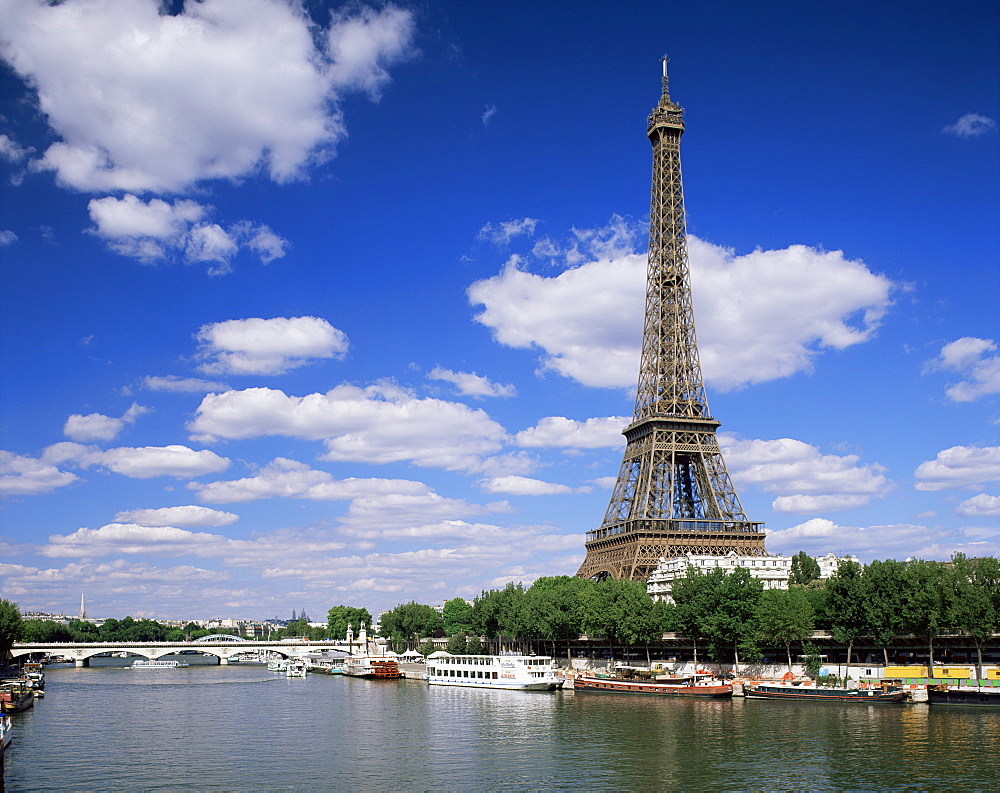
[646,551,860,602]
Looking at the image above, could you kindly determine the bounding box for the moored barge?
[573,674,732,698]
[744,682,905,703]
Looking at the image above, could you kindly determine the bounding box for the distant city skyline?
[1,0,997,619]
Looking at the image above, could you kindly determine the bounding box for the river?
[3,659,999,791]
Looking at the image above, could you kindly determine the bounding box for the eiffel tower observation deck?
[576,59,767,582]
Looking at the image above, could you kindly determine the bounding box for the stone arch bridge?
[11,637,350,666]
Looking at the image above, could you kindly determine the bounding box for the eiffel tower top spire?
[636,58,710,424]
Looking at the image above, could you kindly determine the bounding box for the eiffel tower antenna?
[576,60,767,581]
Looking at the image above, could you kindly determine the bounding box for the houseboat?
[573,671,731,698]
[0,683,34,713]
[928,685,1000,707]
[424,652,563,690]
[343,654,403,679]
[744,681,906,703]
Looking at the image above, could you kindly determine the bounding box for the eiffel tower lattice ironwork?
[576,58,767,582]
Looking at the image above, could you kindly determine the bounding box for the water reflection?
[4,666,999,791]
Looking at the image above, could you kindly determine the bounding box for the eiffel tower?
[576,58,766,582]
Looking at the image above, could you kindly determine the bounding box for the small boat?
[574,672,731,698]
[343,655,403,679]
[130,659,189,669]
[0,683,35,713]
[424,652,563,690]
[21,662,44,691]
[285,660,307,678]
[309,658,346,675]
[1,712,11,751]
[744,682,905,703]
[268,658,288,672]
[928,685,1000,707]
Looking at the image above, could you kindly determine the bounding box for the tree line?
[376,553,1000,679]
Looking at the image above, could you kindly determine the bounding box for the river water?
[3,659,999,791]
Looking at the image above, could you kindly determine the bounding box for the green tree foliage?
[471,583,530,650]
[22,619,73,643]
[326,605,372,641]
[672,567,763,673]
[789,551,821,586]
[901,559,955,667]
[756,587,815,672]
[441,598,474,636]
[0,599,25,661]
[948,554,1000,678]
[446,632,469,654]
[579,578,660,663]
[418,639,436,657]
[379,602,443,649]
[826,559,866,680]
[861,559,907,664]
[465,635,483,654]
[524,576,591,661]
[801,641,824,679]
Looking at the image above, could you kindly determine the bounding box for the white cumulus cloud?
[88,195,287,272]
[0,0,417,193]
[113,505,239,528]
[189,457,430,504]
[0,450,80,496]
[478,475,574,496]
[189,383,509,473]
[925,337,1000,402]
[915,445,1000,492]
[955,493,1000,519]
[195,317,349,376]
[721,435,891,513]
[468,220,894,391]
[427,367,516,398]
[49,442,230,479]
[63,402,149,442]
[515,416,629,449]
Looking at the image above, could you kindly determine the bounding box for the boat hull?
[573,676,732,698]
[745,684,905,703]
[928,687,1000,707]
[426,679,559,690]
[0,687,35,713]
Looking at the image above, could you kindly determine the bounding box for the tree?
[861,559,907,664]
[901,559,955,668]
[418,639,436,657]
[472,583,530,652]
[700,568,764,674]
[756,587,815,673]
[0,599,25,662]
[826,559,866,682]
[789,551,821,586]
[446,632,469,654]
[326,606,372,641]
[671,568,711,668]
[949,554,1000,679]
[524,576,591,661]
[580,578,660,665]
[379,602,442,650]
[441,598,474,636]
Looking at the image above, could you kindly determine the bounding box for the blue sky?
[1,0,997,621]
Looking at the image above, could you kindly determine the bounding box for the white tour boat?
[424,652,563,690]
[130,659,189,669]
[285,659,307,677]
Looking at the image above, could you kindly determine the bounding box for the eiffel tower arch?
[576,59,767,582]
